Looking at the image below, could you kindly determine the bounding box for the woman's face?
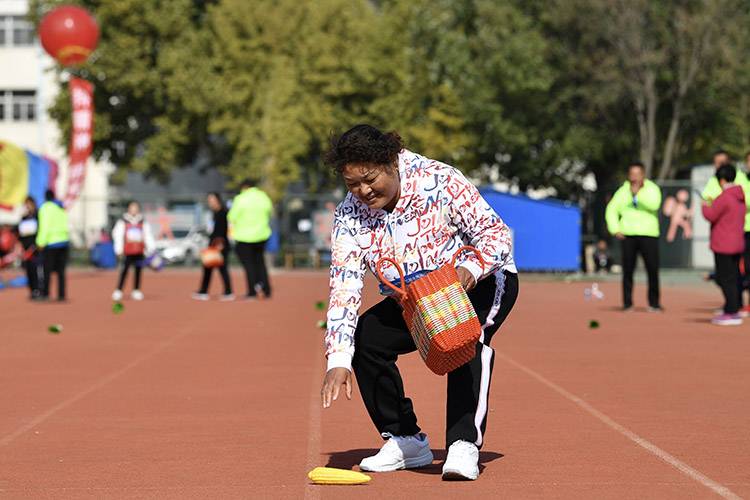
[342,163,400,211]
[127,202,140,215]
[24,200,35,214]
[207,194,220,211]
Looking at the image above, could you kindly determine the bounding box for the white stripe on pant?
[473,271,506,447]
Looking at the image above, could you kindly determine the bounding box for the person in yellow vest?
[228,179,273,299]
[702,150,750,314]
[36,190,70,301]
[605,162,663,312]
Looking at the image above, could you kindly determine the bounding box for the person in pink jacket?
[702,164,747,325]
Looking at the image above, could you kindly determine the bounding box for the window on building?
[12,16,34,46]
[0,15,35,47]
[0,90,37,121]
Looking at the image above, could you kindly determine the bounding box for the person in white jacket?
[111,201,155,301]
[320,125,518,481]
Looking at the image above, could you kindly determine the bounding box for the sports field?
[1,270,748,499]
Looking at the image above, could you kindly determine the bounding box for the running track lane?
[1,271,748,498]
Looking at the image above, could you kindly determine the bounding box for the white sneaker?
[112,290,123,301]
[219,293,235,302]
[131,290,144,301]
[442,440,479,480]
[192,292,210,301]
[359,433,433,472]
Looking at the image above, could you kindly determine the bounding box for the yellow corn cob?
[307,467,371,485]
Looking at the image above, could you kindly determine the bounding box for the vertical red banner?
[65,77,94,207]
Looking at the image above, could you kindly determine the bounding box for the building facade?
[0,0,111,246]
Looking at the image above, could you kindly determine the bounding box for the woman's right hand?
[321,367,352,409]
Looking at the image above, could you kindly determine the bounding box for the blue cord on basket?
[379,269,433,296]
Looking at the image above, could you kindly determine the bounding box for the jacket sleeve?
[702,177,721,202]
[737,171,750,211]
[636,182,662,212]
[112,220,124,255]
[701,193,725,223]
[227,197,240,226]
[324,207,367,372]
[605,187,625,235]
[35,205,48,248]
[211,211,228,241]
[445,167,513,283]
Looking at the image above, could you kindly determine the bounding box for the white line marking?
[0,326,198,448]
[303,351,323,500]
[496,352,743,500]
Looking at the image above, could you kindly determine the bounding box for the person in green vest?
[606,162,663,312]
[36,190,70,301]
[702,150,750,313]
[228,178,273,299]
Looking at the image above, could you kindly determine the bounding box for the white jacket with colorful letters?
[325,150,516,372]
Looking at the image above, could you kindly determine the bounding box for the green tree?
[31,0,215,183]
[539,0,750,186]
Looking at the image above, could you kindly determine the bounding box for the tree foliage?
[32,0,750,199]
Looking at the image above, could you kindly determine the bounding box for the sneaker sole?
[359,449,434,472]
[712,321,743,326]
[442,467,479,481]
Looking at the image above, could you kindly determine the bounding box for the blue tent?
[479,189,581,271]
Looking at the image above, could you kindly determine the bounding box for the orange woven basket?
[376,246,485,375]
[200,246,224,268]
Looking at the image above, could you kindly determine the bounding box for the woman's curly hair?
[324,124,403,175]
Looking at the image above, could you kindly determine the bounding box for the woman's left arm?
[446,168,513,284]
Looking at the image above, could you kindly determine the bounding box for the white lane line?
[303,351,323,500]
[496,352,743,500]
[0,326,198,448]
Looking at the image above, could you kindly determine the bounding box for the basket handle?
[375,257,407,299]
[450,245,486,273]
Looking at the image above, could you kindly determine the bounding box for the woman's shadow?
[324,448,503,475]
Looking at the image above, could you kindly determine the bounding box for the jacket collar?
[123,213,143,224]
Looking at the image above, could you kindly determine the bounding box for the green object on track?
[48,324,63,334]
[112,302,124,314]
[316,320,327,329]
[589,320,600,329]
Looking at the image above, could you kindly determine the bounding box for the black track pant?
[621,236,660,309]
[117,254,144,291]
[715,252,741,314]
[25,254,42,298]
[741,232,750,306]
[199,246,232,295]
[42,246,68,300]
[235,241,271,297]
[352,271,518,448]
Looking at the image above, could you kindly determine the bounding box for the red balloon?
[39,5,99,67]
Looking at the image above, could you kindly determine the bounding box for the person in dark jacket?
[193,192,234,301]
[17,196,42,299]
[702,164,747,326]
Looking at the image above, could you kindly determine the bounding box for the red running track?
[0,270,748,499]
